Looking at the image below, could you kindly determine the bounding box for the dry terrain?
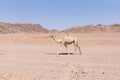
[0,33,120,80]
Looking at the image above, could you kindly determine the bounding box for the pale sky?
[0,0,120,30]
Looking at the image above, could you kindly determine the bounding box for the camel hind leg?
[74,41,82,55]
[76,45,82,55]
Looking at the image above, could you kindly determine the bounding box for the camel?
[49,34,82,55]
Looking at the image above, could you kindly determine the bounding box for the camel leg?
[67,46,70,55]
[57,44,62,55]
[74,44,77,54]
[76,45,82,55]
[64,45,70,55]
[57,47,60,55]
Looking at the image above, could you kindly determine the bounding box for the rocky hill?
[64,24,120,33]
[0,22,120,33]
[0,22,48,34]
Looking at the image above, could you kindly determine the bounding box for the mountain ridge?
[0,22,48,34]
[63,24,120,33]
[0,22,120,33]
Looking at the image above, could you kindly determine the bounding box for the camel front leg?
[57,44,62,55]
[57,47,60,55]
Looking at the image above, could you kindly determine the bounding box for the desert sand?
[0,33,120,80]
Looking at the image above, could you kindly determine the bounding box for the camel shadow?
[46,52,74,55]
[59,52,73,55]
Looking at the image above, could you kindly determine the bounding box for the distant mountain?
[0,22,48,34]
[0,22,120,34]
[63,24,120,33]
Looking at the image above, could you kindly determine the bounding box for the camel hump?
[63,35,74,41]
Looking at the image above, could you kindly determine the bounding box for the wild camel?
[49,34,82,55]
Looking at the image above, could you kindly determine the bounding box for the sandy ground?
[0,33,120,80]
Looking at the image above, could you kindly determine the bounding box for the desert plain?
[0,33,120,80]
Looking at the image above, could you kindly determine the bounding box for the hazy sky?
[0,0,120,30]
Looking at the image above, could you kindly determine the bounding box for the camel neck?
[51,36,60,43]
